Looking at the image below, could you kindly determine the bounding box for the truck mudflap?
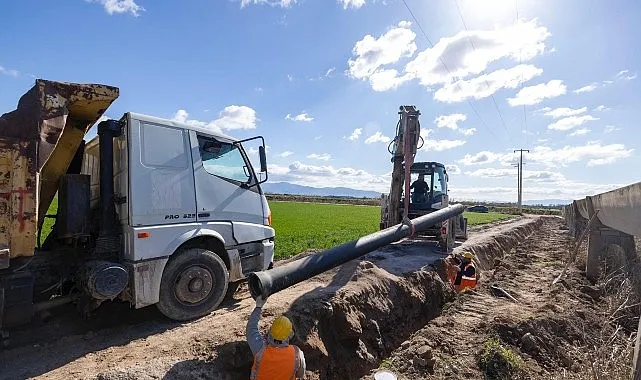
[0,79,119,266]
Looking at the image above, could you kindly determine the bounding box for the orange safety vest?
[456,263,477,292]
[250,344,301,380]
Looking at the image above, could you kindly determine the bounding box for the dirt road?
[1,216,635,379]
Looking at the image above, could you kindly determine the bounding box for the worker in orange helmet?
[452,251,477,291]
[246,295,306,379]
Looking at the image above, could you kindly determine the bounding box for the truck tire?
[157,248,229,321]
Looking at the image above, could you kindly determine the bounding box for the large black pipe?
[248,203,466,299]
[97,120,122,237]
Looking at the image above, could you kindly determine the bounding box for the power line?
[515,0,529,147]
[400,0,502,142]
[452,0,514,145]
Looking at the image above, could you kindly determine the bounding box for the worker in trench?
[449,251,477,291]
[246,295,307,379]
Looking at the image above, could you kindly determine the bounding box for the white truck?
[0,80,274,333]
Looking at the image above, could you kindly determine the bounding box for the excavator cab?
[403,162,448,211]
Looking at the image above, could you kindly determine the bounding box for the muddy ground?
[0,216,638,379]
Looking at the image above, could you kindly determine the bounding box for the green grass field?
[39,197,58,246]
[40,199,514,258]
[270,201,515,259]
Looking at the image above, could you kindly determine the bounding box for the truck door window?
[141,122,188,168]
[197,136,251,184]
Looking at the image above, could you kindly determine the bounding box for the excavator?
[379,106,468,251]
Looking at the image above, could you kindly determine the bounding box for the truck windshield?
[198,136,252,184]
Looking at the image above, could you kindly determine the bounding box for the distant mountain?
[262,182,382,198]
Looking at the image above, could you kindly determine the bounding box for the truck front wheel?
[157,248,229,321]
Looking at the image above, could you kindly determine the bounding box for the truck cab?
[0,80,275,330]
[83,113,275,320]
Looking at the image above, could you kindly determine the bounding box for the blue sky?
[1,0,639,202]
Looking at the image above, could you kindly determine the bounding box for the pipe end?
[248,272,264,299]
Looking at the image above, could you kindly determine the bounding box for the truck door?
[128,118,197,226]
[190,131,264,235]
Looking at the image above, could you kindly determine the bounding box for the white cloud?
[604,125,620,134]
[268,161,389,193]
[449,182,625,203]
[616,69,637,81]
[339,0,365,9]
[459,151,510,166]
[325,67,336,77]
[0,65,18,77]
[314,135,323,140]
[285,112,314,122]
[241,0,296,7]
[466,168,566,183]
[569,128,590,136]
[446,164,461,175]
[573,83,598,93]
[368,68,413,91]
[364,131,391,144]
[406,19,550,87]
[278,151,294,158]
[307,153,332,161]
[172,106,258,133]
[593,105,609,112]
[434,113,466,130]
[422,139,466,151]
[287,74,294,82]
[460,128,477,136]
[508,80,567,106]
[434,64,543,103]
[88,0,144,16]
[347,21,417,89]
[548,115,598,131]
[528,142,633,167]
[347,128,363,141]
[347,19,552,98]
[459,143,633,168]
[543,106,587,118]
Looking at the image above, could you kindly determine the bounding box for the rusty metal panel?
[0,79,119,263]
[0,140,37,268]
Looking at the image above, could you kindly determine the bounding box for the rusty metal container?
[0,80,119,267]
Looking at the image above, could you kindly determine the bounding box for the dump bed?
[0,80,119,268]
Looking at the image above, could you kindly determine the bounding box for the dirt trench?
[0,216,544,380]
[364,216,639,380]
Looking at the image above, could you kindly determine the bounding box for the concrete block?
[586,226,635,282]
[586,230,603,282]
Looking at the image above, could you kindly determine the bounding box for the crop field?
[39,199,514,258]
[270,201,515,259]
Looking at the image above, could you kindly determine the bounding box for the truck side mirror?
[259,146,267,173]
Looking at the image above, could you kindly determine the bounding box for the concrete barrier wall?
[563,181,641,379]
[589,181,641,237]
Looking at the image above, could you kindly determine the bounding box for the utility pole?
[514,149,529,214]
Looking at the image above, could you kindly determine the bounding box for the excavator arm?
[381,106,422,229]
